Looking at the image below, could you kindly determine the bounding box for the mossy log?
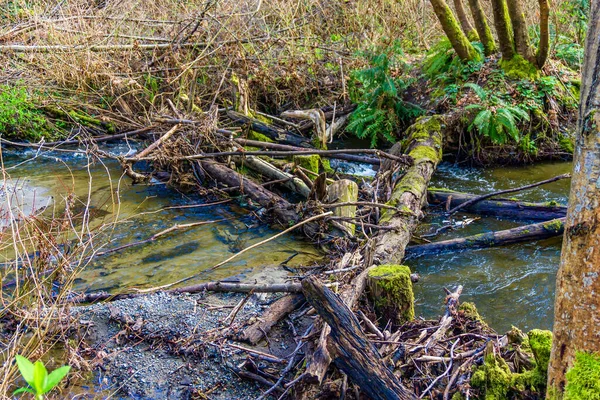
[373,115,444,264]
[199,160,299,226]
[367,265,415,325]
[428,189,567,221]
[227,110,311,147]
[301,276,417,400]
[405,217,565,258]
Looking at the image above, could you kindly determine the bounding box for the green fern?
[348,44,423,147]
[464,83,530,145]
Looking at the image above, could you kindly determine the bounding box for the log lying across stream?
[405,217,565,258]
[428,189,567,221]
[373,116,444,264]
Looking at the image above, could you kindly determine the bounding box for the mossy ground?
[563,351,600,400]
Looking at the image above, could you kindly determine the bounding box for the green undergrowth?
[0,84,52,141]
[419,36,580,161]
[347,41,424,147]
[563,351,600,400]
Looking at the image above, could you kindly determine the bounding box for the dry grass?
[0,0,579,129]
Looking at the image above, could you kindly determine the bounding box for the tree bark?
[428,189,567,221]
[240,294,305,345]
[467,0,497,55]
[452,0,478,40]
[405,218,565,258]
[490,0,516,60]
[536,0,550,68]
[506,0,536,63]
[429,0,481,61]
[548,3,600,396]
[373,116,444,264]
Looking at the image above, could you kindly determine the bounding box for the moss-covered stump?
[366,265,414,325]
[325,179,358,235]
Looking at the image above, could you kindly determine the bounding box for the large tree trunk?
[548,3,600,396]
[373,116,444,264]
[490,0,516,60]
[467,0,497,55]
[452,0,478,40]
[506,0,535,63]
[430,0,481,61]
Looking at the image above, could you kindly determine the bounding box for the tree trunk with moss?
[452,0,478,40]
[547,4,600,397]
[429,0,480,61]
[536,0,550,68]
[490,0,516,60]
[467,0,497,55]
[506,0,535,63]
[373,116,444,264]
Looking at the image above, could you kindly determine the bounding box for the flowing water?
[0,145,322,293]
[409,161,572,333]
[2,144,571,334]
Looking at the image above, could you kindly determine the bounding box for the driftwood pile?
[10,93,568,398]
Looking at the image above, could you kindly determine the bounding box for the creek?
[2,145,571,333]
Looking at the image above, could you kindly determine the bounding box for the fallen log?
[69,281,303,304]
[405,217,565,258]
[373,115,444,264]
[428,189,567,221]
[446,173,570,215]
[232,154,311,198]
[301,276,417,400]
[227,110,311,147]
[199,160,299,226]
[240,294,305,345]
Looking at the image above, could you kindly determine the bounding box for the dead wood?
[446,173,570,215]
[198,160,299,226]
[405,217,565,257]
[428,189,567,220]
[240,294,305,345]
[301,276,417,400]
[226,110,311,147]
[70,281,303,304]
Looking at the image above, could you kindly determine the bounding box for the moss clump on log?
[294,154,320,176]
[472,330,553,399]
[367,264,415,324]
[248,130,275,143]
[44,105,116,133]
[562,351,600,400]
[458,301,486,325]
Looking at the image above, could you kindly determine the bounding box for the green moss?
[564,351,600,400]
[472,330,553,399]
[471,351,513,400]
[543,219,564,233]
[500,55,540,80]
[459,302,485,324]
[558,134,575,154]
[528,329,553,386]
[248,130,275,143]
[451,392,465,400]
[368,265,415,323]
[294,154,320,176]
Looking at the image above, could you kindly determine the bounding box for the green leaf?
[15,355,35,387]
[463,82,487,101]
[43,366,70,394]
[13,387,35,396]
[33,361,48,394]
